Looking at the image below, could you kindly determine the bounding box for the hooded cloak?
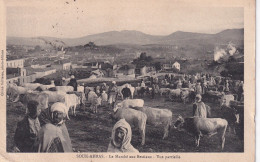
[107,119,139,153]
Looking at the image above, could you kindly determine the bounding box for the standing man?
[101,90,108,107]
[109,81,118,109]
[176,80,182,89]
[14,100,41,152]
[201,81,208,94]
[61,77,67,86]
[151,83,156,99]
[141,80,146,90]
[238,81,244,101]
[68,75,78,91]
[101,83,109,93]
[224,80,230,93]
[193,94,208,118]
[36,102,73,152]
[121,84,131,100]
[195,82,202,95]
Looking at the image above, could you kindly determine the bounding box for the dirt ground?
[6,95,243,152]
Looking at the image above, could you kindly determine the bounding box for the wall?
[127,69,135,75]
[7,77,19,84]
[51,64,63,71]
[62,63,71,70]
[6,59,24,68]
[7,74,37,85]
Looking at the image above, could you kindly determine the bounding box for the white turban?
[50,102,67,114]
[195,94,202,100]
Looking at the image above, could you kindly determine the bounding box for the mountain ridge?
[7,28,244,47]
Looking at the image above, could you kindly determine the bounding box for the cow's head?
[9,90,19,102]
[76,96,81,105]
[173,115,185,130]
[113,102,122,113]
[180,90,189,99]
[219,96,226,107]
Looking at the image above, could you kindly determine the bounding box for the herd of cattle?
[6,74,244,151]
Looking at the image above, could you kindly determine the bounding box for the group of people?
[146,73,244,101]
[87,81,118,110]
[13,100,138,153]
[13,73,243,153]
[61,75,78,91]
[14,101,73,152]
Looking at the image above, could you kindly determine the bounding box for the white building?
[52,60,71,71]
[172,61,180,71]
[34,68,56,78]
[7,59,24,68]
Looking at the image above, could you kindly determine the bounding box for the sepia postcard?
[0,0,255,161]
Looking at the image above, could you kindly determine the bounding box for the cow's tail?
[168,111,173,131]
[140,113,147,145]
[219,119,228,150]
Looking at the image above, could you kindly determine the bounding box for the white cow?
[55,86,74,92]
[90,96,102,113]
[116,99,144,109]
[7,85,29,102]
[174,116,228,150]
[21,83,41,90]
[159,88,170,96]
[131,106,173,139]
[220,94,235,107]
[41,91,67,103]
[85,86,95,92]
[112,106,147,145]
[19,92,49,113]
[39,80,55,91]
[169,89,181,101]
[77,86,85,93]
[88,90,98,103]
[64,94,81,119]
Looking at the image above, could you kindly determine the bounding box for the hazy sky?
[6,0,244,38]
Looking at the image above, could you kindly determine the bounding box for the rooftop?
[53,59,71,65]
[24,66,56,72]
[118,64,135,70]
[7,57,25,61]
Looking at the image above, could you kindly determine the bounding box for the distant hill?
[7,36,66,48]
[62,30,164,46]
[7,29,244,47]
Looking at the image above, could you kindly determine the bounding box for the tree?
[34,45,41,51]
[220,70,228,77]
[154,62,162,71]
[84,42,96,49]
[228,56,236,63]
[146,56,153,62]
[140,52,147,60]
[221,62,244,80]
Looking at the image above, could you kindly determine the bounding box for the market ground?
[6,95,243,152]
